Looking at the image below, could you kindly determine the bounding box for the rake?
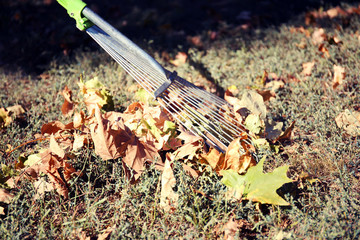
[57,0,254,154]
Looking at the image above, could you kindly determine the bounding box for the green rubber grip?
[57,0,93,30]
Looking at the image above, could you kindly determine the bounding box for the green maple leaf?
[220,156,293,205]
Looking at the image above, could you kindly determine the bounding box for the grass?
[1,1,360,239]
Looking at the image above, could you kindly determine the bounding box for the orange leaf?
[0,188,14,204]
[318,43,330,58]
[276,121,295,141]
[170,52,187,66]
[122,136,159,179]
[60,86,75,117]
[332,65,346,89]
[200,148,225,171]
[223,138,256,174]
[256,89,276,102]
[41,121,73,135]
[160,159,178,212]
[49,134,65,158]
[301,61,315,76]
[312,28,327,45]
[90,107,131,160]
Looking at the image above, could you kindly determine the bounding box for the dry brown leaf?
[170,52,187,66]
[265,120,284,140]
[177,125,203,144]
[40,150,76,198]
[256,89,276,102]
[239,90,267,120]
[32,178,54,200]
[301,61,315,76]
[0,105,25,128]
[122,136,159,179]
[223,218,243,240]
[318,43,330,58]
[173,139,204,160]
[0,188,14,204]
[200,148,225,171]
[160,159,179,212]
[41,121,73,135]
[335,109,360,136]
[60,86,75,117]
[181,163,200,178]
[6,105,25,118]
[50,134,65,158]
[332,65,346,89]
[90,107,131,160]
[276,121,296,141]
[73,132,87,151]
[223,138,256,174]
[187,35,203,47]
[73,111,85,128]
[312,28,327,45]
[97,225,116,240]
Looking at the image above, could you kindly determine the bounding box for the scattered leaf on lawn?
[301,61,315,76]
[50,134,65,158]
[224,138,256,174]
[256,89,276,102]
[90,107,131,160]
[0,105,25,128]
[160,159,178,212]
[335,109,360,136]
[276,121,295,141]
[312,28,327,45]
[265,120,284,140]
[318,43,330,58]
[0,108,12,128]
[98,225,116,240]
[170,52,187,66]
[0,188,14,204]
[60,86,75,117]
[226,90,267,120]
[332,65,346,89]
[223,218,239,240]
[32,178,54,200]
[221,156,293,205]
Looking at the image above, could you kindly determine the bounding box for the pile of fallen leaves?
[0,75,299,216]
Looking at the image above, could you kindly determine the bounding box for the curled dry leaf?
[41,120,73,135]
[170,52,187,66]
[90,107,131,160]
[318,43,330,58]
[225,90,267,121]
[60,85,75,117]
[335,109,360,136]
[276,121,296,141]
[0,188,14,204]
[332,65,346,89]
[0,105,25,128]
[301,61,315,76]
[312,28,327,45]
[223,137,256,174]
[256,89,276,102]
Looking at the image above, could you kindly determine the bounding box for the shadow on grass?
[0,0,352,75]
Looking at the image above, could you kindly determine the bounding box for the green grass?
[1,2,360,239]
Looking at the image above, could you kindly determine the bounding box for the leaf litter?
[2,74,298,223]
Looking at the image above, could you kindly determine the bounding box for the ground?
[0,0,359,239]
